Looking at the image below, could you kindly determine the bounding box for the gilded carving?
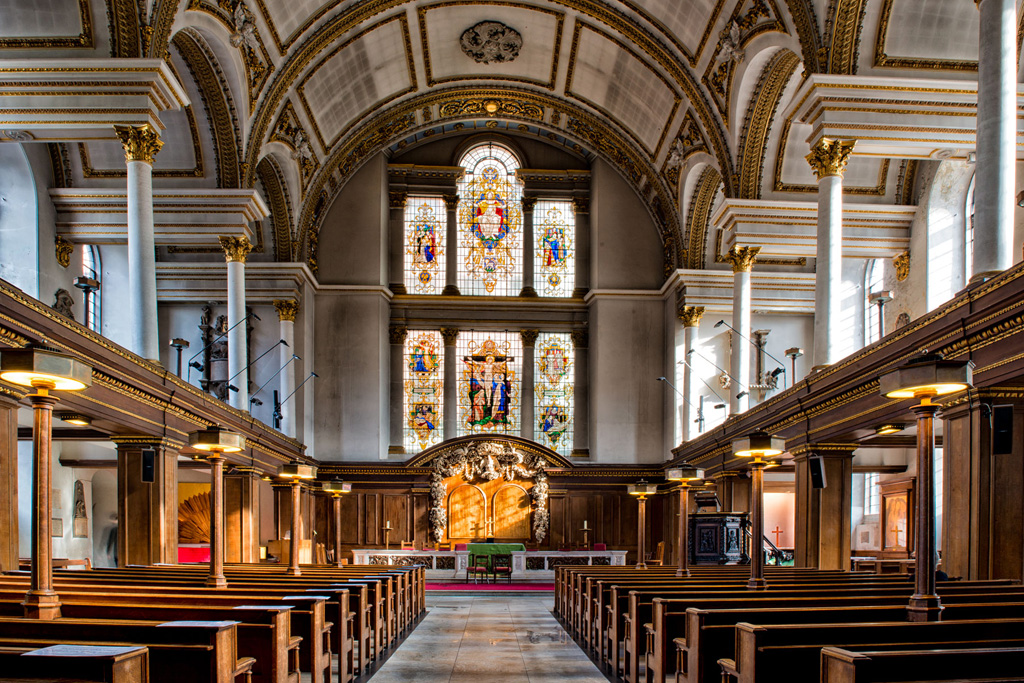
[440,327,460,346]
[826,0,867,75]
[389,324,408,345]
[443,194,460,210]
[438,98,543,120]
[893,251,910,282]
[272,102,318,193]
[521,196,537,211]
[389,191,407,209]
[459,21,523,64]
[273,300,300,322]
[55,236,73,269]
[570,330,588,349]
[737,50,801,199]
[686,166,723,269]
[219,235,253,263]
[113,125,163,164]
[725,245,760,273]
[679,305,706,328]
[806,138,856,179]
[520,329,539,347]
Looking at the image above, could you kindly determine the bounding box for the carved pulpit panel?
[448,484,486,538]
[493,484,530,539]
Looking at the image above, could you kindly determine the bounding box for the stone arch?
[685,165,724,269]
[256,155,295,260]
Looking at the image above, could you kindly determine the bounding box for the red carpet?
[425,582,554,591]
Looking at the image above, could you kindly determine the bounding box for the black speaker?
[993,405,1014,455]
[141,449,155,483]
[808,455,827,489]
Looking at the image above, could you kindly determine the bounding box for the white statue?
[290,129,312,162]
[230,3,260,52]
[720,21,745,63]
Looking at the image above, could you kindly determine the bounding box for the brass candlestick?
[383,523,392,550]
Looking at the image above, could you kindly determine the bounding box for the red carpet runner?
[425,582,554,591]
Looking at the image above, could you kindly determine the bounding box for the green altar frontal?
[467,543,526,565]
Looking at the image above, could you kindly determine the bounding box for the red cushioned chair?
[466,553,490,583]
[593,543,607,551]
[492,553,513,584]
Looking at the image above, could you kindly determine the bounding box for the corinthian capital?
[724,245,760,273]
[274,299,300,321]
[113,124,163,164]
[805,138,856,179]
[678,305,705,328]
[219,235,253,263]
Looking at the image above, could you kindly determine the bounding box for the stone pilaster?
[572,196,590,297]
[389,191,407,294]
[520,197,537,297]
[389,324,408,456]
[520,329,538,438]
[570,329,589,458]
[113,436,181,567]
[441,327,459,438]
[442,194,460,296]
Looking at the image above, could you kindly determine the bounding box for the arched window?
[457,143,523,296]
[864,258,884,345]
[81,245,101,333]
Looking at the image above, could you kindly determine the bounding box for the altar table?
[350,548,627,580]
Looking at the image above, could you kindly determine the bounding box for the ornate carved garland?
[427,440,550,544]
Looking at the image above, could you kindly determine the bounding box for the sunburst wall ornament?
[460,21,523,64]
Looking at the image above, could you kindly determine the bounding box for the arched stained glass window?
[534,332,574,455]
[457,144,523,296]
[457,330,521,436]
[534,200,575,297]
[404,197,446,295]
[404,330,444,451]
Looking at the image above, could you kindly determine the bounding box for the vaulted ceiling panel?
[298,15,415,149]
[625,0,725,64]
[875,0,979,67]
[0,0,90,44]
[255,0,346,52]
[418,2,563,88]
[566,23,680,156]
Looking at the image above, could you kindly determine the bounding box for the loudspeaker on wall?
[808,455,827,489]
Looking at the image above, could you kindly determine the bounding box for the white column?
[571,330,589,458]
[679,306,705,441]
[521,198,537,297]
[725,247,758,414]
[520,330,537,439]
[806,139,855,368]
[388,324,407,455]
[973,0,1017,281]
[114,125,162,361]
[441,327,459,438]
[388,192,407,294]
[220,236,252,410]
[274,300,299,437]
[443,195,460,296]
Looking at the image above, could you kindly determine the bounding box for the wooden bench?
[0,644,149,683]
[820,645,1024,682]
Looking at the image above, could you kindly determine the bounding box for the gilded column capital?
[273,299,300,322]
[724,245,760,273]
[520,329,539,347]
[388,191,407,209]
[389,324,408,345]
[678,305,705,328]
[893,250,910,282]
[113,124,163,164]
[55,235,73,269]
[571,196,589,214]
[219,235,252,263]
[570,329,588,349]
[440,326,459,346]
[443,194,460,210]
[805,138,856,179]
[521,196,537,211]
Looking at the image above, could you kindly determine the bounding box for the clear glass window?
[864,259,884,345]
[81,245,101,333]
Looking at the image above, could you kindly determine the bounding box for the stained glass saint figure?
[404,332,443,449]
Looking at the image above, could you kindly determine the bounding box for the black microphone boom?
[687,349,749,394]
[250,354,301,405]
[227,339,288,392]
[714,319,788,388]
[676,357,729,406]
[185,312,260,383]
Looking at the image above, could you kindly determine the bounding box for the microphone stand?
[687,349,750,399]
[249,354,300,407]
[186,312,260,384]
[714,320,787,389]
[676,357,729,406]
[657,376,705,437]
[227,339,288,392]
[274,372,318,430]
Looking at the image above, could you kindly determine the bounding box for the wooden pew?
[820,645,1024,682]
[0,644,149,683]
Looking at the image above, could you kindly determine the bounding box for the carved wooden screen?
[492,484,530,539]
[448,484,486,539]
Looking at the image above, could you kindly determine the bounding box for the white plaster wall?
[683,320,733,431]
[316,155,388,286]
[299,279,317,452]
[99,244,134,350]
[0,144,41,297]
[90,469,118,567]
[589,296,665,463]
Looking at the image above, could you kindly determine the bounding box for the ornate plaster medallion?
[460,21,523,64]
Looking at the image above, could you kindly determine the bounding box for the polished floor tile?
[367,593,608,682]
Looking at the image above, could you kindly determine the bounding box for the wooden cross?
[891,524,902,547]
[771,526,783,545]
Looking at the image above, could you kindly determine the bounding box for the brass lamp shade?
[875,423,906,435]
[627,479,658,497]
[188,426,245,453]
[879,352,973,399]
[280,461,317,480]
[0,348,91,391]
[732,430,785,458]
[56,412,91,426]
[666,466,704,482]
[322,479,352,495]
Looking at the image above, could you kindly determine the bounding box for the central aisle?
[368,593,608,682]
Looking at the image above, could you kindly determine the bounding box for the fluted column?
[679,306,705,441]
[571,330,589,458]
[388,192,407,294]
[220,236,252,410]
[724,246,759,414]
[572,197,590,297]
[389,324,408,456]
[442,194,460,296]
[441,327,459,438]
[520,329,538,439]
[806,138,855,368]
[273,300,299,437]
[520,197,537,297]
[114,125,163,361]
[973,0,1017,281]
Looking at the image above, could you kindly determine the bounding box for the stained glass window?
[404,196,446,295]
[457,144,523,296]
[457,331,521,436]
[533,200,575,298]
[404,330,444,451]
[534,332,574,455]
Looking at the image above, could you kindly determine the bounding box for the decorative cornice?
[219,235,252,263]
[440,327,459,346]
[520,329,539,347]
[789,442,858,457]
[273,299,300,322]
[388,191,407,209]
[806,138,856,179]
[113,124,163,164]
[678,305,705,328]
[826,0,867,76]
[893,251,910,282]
[110,435,185,451]
[737,50,801,199]
[725,245,760,273]
[55,235,73,269]
[389,324,408,345]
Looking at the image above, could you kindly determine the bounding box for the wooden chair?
[646,541,666,566]
[492,554,513,584]
[466,553,490,583]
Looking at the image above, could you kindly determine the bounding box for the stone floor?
[366,592,609,682]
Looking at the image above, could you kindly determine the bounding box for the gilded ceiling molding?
[873,0,977,72]
[270,101,319,197]
[0,0,93,48]
[824,0,867,75]
[47,144,72,189]
[782,0,822,73]
[147,0,180,58]
[256,155,296,261]
[686,166,723,269]
[737,49,801,199]
[172,30,243,188]
[107,0,142,57]
[894,159,919,206]
[806,137,856,179]
[663,111,712,194]
[772,118,888,196]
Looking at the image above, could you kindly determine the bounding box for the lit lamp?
[0,347,91,619]
[880,351,972,622]
[56,412,91,427]
[874,423,906,436]
[627,479,658,568]
[321,478,352,568]
[189,426,245,588]
[733,430,785,589]
[279,460,317,576]
[666,466,704,577]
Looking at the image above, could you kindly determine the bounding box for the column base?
[286,567,302,577]
[907,595,943,622]
[570,449,590,460]
[747,578,768,590]
[390,283,407,295]
[441,285,461,296]
[387,445,406,455]
[635,562,647,569]
[23,590,61,620]
[675,568,690,578]
[205,574,228,589]
[519,286,538,298]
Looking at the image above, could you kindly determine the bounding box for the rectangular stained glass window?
[534,332,574,456]
[404,196,446,295]
[404,330,444,451]
[533,200,575,298]
[457,330,521,436]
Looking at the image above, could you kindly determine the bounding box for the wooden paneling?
[337,493,360,544]
[0,398,16,572]
[383,494,408,543]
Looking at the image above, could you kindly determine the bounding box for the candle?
[583,520,589,530]
[385,521,392,530]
